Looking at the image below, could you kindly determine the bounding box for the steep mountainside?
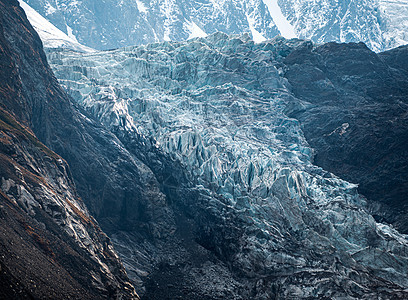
[0,108,135,299]
[1,0,216,298]
[24,0,408,51]
[0,0,138,298]
[18,0,93,52]
[47,33,408,299]
[282,41,408,232]
[278,0,402,52]
[379,0,408,48]
[23,0,281,49]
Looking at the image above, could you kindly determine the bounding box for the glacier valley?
[45,34,408,298]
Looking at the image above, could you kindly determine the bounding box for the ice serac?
[0,0,137,298]
[47,33,408,298]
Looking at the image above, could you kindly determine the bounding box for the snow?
[163,34,171,41]
[22,0,408,51]
[19,0,70,42]
[66,25,78,42]
[162,0,176,41]
[18,0,94,52]
[186,21,207,39]
[246,14,266,43]
[44,2,56,15]
[136,0,148,13]
[262,0,297,39]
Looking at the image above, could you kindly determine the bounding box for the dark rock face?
[2,0,173,243]
[0,0,138,298]
[0,108,135,299]
[282,41,408,232]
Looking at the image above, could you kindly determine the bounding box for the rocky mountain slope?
[47,33,408,298]
[282,41,408,232]
[23,0,408,51]
[0,107,135,299]
[0,0,138,298]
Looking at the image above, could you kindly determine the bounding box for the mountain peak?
[23,0,408,51]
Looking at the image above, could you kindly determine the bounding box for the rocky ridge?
[0,107,136,299]
[0,0,138,298]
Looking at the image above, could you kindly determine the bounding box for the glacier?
[45,34,408,298]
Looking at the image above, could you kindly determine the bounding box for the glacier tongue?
[47,34,408,298]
